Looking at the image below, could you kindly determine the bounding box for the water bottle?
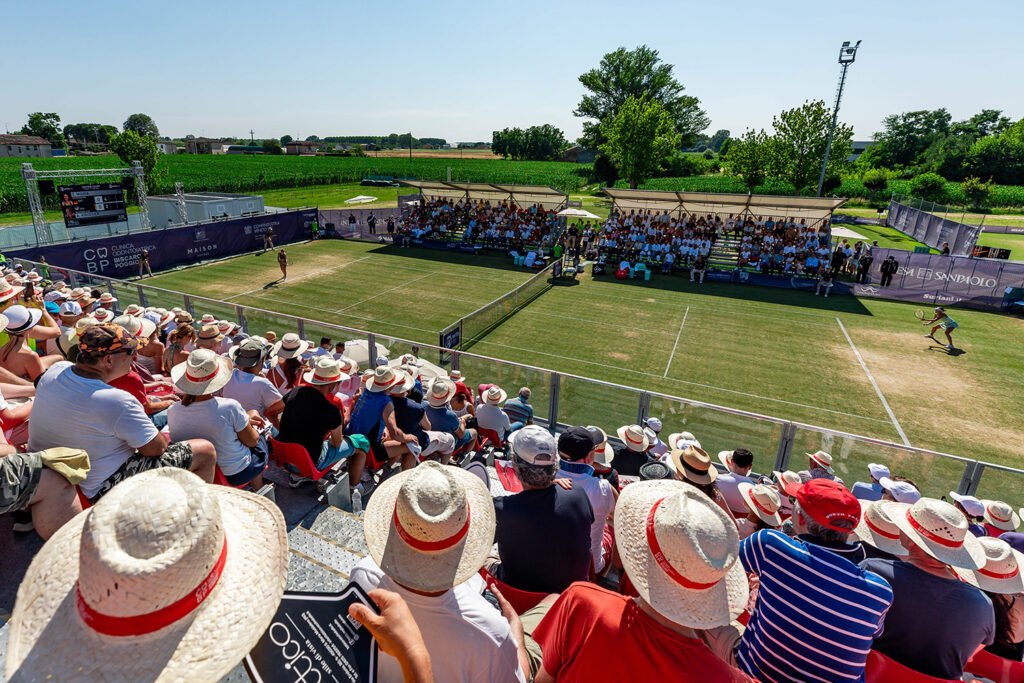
[351,487,362,516]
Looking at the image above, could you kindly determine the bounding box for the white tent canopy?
[344,195,378,204]
[557,207,601,219]
[603,188,847,223]
[399,180,569,210]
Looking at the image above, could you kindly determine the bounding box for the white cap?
[949,492,986,519]
[508,425,558,466]
[59,301,82,317]
[643,417,663,433]
[880,477,921,504]
[868,463,890,480]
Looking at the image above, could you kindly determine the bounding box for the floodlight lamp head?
[838,39,861,65]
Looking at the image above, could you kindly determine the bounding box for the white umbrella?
[344,195,378,204]
[388,354,448,382]
[557,207,601,219]
[342,339,390,366]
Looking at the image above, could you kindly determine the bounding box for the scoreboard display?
[59,183,128,228]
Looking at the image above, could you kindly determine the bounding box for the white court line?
[664,306,690,377]
[835,317,912,446]
[334,272,433,314]
[472,337,889,424]
[223,256,372,301]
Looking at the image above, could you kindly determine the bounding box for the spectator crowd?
[2,262,1023,683]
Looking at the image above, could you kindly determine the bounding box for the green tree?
[280,134,293,145]
[960,177,992,209]
[575,45,708,149]
[262,139,283,155]
[523,124,568,161]
[64,123,118,145]
[717,137,733,160]
[724,129,775,191]
[966,134,1024,185]
[109,130,159,190]
[122,113,159,139]
[861,168,889,205]
[600,96,680,188]
[870,109,951,169]
[908,172,948,203]
[950,109,1012,139]
[708,129,730,152]
[21,112,65,148]
[771,100,852,195]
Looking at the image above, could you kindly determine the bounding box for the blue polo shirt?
[851,481,883,502]
[424,404,460,435]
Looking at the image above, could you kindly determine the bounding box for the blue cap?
[45,301,60,315]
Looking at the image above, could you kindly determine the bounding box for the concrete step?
[287,525,365,583]
[301,505,370,555]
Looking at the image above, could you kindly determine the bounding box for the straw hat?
[74,315,99,334]
[196,324,224,345]
[69,288,88,302]
[4,468,287,683]
[363,461,495,593]
[271,333,308,359]
[25,271,42,283]
[112,313,156,341]
[853,501,909,557]
[155,309,175,328]
[806,450,834,473]
[615,480,748,629]
[737,483,782,527]
[228,338,268,370]
[617,424,650,452]
[387,369,416,396]
[123,303,144,317]
[983,500,1021,532]
[337,356,359,375]
[172,349,234,395]
[668,446,717,485]
[302,357,349,386]
[216,320,233,335]
[3,305,42,335]
[481,385,507,406]
[175,311,194,325]
[425,377,457,405]
[98,292,118,305]
[92,307,114,323]
[667,431,701,451]
[955,537,1024,594]
[885,498,986,569]
[773,470,803,498]
[585,425,614,464]
[200,314,216,325]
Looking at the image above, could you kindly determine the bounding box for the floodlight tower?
[817,40,861,197]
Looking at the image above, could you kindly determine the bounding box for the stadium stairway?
[708,234,741,270]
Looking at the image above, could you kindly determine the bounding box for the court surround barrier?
[887,195,982,256]
[14,256,1024,510]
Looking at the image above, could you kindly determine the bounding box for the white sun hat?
[366,365,404,394]
[386,369,416,396]
[171,349,234,396]
[666,431,701,451]
[123,303,145,317]
[879,477,921,505]
[983,500,1022,532]
[772,470,804,498]
[885,498,986,570]
[868,463,890,480]
[737,482,782,527]
[200,313,216,325]
[806,450,834,473]
[4,467,288,683]
[955,537,1024,594]
[3,305,42,335]
[617,424,650,452]
[585,426,614,464]
[363,461,495,593]
[853,500,909,557]
[98,292,118,305]
[302,356,349,386]
[615,480,748,629]
[112,313,156,340]
[92,307,114,323]
[425,377,457,406]
[481,385,507,406]
[271,333,309,360]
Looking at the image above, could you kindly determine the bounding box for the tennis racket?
[915,310,926,321]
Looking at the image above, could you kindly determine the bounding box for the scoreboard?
[59,183,128,228]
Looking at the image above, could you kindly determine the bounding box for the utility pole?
[817,40,861,197]
[409,131,413,161]
[250,129,255,145]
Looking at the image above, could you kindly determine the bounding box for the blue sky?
[3,0,1021,143]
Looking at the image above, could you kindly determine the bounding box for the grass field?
[138,240,1024,502]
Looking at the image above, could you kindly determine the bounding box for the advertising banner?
[9,209,317,279]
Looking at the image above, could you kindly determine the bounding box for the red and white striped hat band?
[646,498,720,591]
[393,504,471,553]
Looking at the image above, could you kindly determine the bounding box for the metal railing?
[18,257,1024,510]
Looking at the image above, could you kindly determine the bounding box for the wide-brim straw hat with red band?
[617,424,650,452]
[363,460,495,593]
[615,480,748,629]
[171,349,234,396]
[737,482,783,527]
[853,500,909,557]
[982,499,1021,532]
[302,357,350,386]
[884,498,986,570]
[955,536,1024,594]
[4,467,287,683]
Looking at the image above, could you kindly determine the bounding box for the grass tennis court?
[143,240,1024,476]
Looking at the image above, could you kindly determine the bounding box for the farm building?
[185,137,229,154]
[561,145,598,163]
[286,140,319,155]
[0,134,52,158]
[226,145,263,154]
[156,141,179,154]
[146,192,265,226]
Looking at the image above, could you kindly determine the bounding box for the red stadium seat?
[965,648,1024,683]
[477,427,504,448]
[269,437,338,482]
[864,650,961,683]
[494,461,523,493]
[479,568,549,615]
[213,464,267,490]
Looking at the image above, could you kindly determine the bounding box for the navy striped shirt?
[737,530,893,683]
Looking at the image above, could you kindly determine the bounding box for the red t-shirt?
[532,582,753,683]
[109,371,148,407]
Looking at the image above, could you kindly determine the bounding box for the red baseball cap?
[795,479,861,532]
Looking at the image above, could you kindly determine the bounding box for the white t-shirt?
[220,368,282,416]
[557,465,615,572]
[717,470,755,516]
[475,404,511,439]
[167,397,251,475]
[349,557,525,683]
[29,362,159,498]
